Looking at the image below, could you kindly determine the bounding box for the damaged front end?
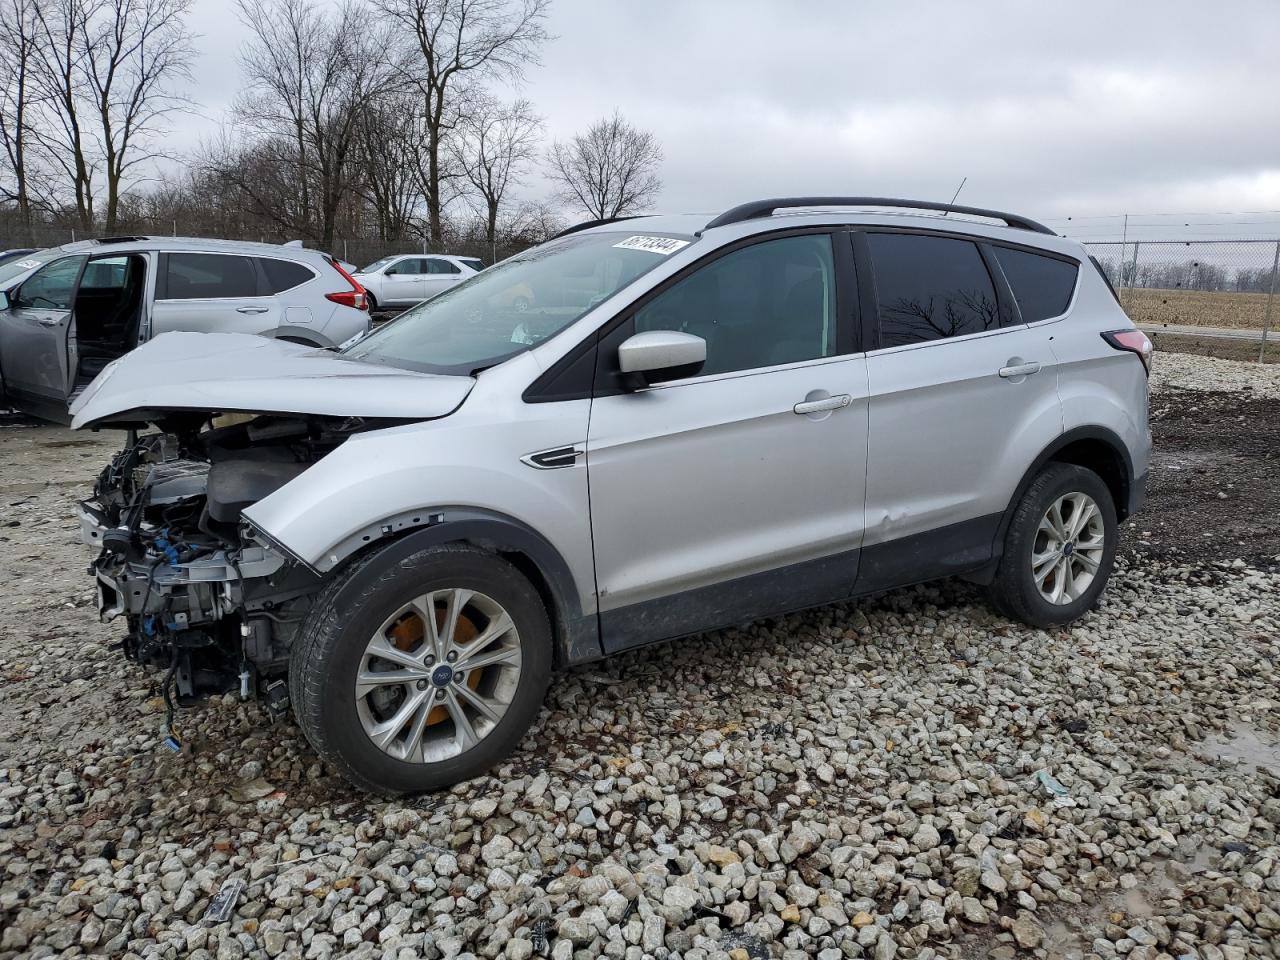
[80,414,384,722]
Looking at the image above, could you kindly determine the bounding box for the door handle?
[236,306,270,314]
[998,360,1041,378]
[36,315,61,327]
[793,394,852,415]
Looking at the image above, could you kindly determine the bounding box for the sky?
[180,0,1280,242]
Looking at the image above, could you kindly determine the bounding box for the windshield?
[359,256,397,273]
[343,231,695,375]
[0,248,56,287]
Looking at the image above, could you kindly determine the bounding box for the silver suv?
[72,198,1151,794]
[0,237,370,422]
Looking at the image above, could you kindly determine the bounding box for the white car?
[354,254,485,311]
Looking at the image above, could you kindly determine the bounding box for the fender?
[991,424,1136,555]
[261,506,602,667]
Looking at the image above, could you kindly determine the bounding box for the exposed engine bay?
[79,413,390,738]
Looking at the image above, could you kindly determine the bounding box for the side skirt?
[597,512,1005,656]
[599,550,860,655]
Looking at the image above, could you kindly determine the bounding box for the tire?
[987,463,1117,629]
[290,543,552,795]
[366,291,379,313]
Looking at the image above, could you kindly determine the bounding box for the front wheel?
[988,463,1117,629]
[290,543,552,795]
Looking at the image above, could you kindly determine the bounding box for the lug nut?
[436,690,447,700]
[416,679,428,691]
[453,672,463,683]
[424,654,435,665]
[446,651,458,663]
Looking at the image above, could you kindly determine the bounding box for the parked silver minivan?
[0,237,370,422]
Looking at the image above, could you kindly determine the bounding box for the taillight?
[326,259,368,310]
[1101,329,1153,373]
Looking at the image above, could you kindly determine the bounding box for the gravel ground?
[2,354,1278,960]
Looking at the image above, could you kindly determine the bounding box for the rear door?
[585,231,869,651]
[151,251,280,337]
[423,257,463,300]
[854,230,1064,591]
[0,254,88,413]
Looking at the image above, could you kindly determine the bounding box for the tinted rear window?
[993,247,1079,322]
[261,258,314,293]
[867,233,1000,347]
[162,253,259,299]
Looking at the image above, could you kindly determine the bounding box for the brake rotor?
[387,605,482,726]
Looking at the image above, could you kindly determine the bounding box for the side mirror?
[617,330,706,387]
[385,267,399,276]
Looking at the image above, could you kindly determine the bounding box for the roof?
[566,202,1083,258]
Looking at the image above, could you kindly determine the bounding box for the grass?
[1122,287,1278,330]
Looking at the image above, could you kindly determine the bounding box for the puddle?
[1200,723,1280,774]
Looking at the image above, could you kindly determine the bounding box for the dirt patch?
[1149,331,1278,364]
[1130,389,1280,564]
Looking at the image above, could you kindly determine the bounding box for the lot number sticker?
[613,236,690,255]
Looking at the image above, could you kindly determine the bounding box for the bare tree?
[225,0,398,248]
[451,94,540,247]
[371,0,551,245]
[29,0,95,229]
[79,0,195,232]
[355,91,426,244]
[546,111,662,220]
[0,0,43,240]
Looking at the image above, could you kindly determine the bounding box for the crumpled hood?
[70,332,475,428]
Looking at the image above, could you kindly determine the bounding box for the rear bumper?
[1128,470,1148,517]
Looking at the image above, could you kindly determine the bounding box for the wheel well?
[1048,438,1131,520]
[496,547,567,668]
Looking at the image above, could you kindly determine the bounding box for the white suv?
[72,198,1151,795]
[353,254,484,311]
[0,237,370,422]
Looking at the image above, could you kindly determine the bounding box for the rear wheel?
[290,543,552,794]
[988,463,1117,628]
[365,291,379,314]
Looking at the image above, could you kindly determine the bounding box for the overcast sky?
[181,0,1280,242]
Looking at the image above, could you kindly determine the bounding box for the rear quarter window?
[993,246,1079,322]
[261,258,315,294]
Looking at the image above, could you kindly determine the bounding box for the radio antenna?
[941,177,968,215]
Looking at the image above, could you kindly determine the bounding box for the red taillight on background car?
[326,259,368,311]
[1101,329,1153,374]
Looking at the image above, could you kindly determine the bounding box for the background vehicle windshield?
[360,256,396,273]
[0,248,56,288]
[344,231,695,375]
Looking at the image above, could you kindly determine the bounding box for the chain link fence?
[1085,238,1280,361]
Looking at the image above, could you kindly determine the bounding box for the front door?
[383,258,428,304]
[0,255,88,415]
[854,230,1064,591]
[585,232,869,651]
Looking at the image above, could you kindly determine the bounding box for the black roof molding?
[551,215,648,240]
[704,197,1055,235]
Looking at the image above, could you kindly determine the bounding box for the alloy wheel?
[1032,492,1106,605]
[355,588,522,763]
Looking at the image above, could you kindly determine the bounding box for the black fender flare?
[336,507,601,666]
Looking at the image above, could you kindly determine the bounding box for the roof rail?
[93,235,152,244]
[551,214,648,240]
[703,197,1055,235]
